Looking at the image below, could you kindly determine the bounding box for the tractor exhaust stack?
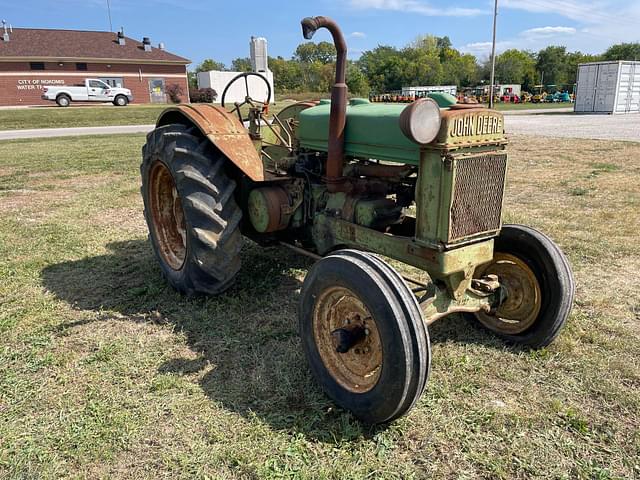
[301,16,348,190]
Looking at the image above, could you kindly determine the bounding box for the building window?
[30,62,45,70]
[76,63,88,71]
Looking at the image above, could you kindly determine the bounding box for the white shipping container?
[575,61,640,114]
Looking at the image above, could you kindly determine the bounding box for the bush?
[189,87,217,103]
[166,83,185,103]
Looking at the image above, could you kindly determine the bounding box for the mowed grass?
[0,100,298,131]
[0,132,639,479]
[0,104,167,130]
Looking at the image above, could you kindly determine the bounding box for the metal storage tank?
[250,36,269,73]
[575,61,640,114]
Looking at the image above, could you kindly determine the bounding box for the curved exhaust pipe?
[301,16,348,189]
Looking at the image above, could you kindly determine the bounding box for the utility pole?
[106,0,113,32]
[489,0,498,109]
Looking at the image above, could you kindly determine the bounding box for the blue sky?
[4,0,639,67]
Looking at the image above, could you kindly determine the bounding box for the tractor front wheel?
[299,250,430,424]
[468,224,575,348]
[141,123,242,295]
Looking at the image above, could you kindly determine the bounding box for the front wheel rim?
[148,161,187,271]
[474,253,542,334]
[312,286,383,393]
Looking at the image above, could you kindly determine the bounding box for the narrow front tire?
[467,224,575,348]
[299,249,430,424]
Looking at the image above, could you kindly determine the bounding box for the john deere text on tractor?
[140,16,575,424]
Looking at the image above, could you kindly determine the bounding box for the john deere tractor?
[141,16,574,424]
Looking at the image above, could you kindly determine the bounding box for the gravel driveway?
[506,113,640,142]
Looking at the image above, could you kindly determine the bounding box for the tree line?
[190,40,640,96]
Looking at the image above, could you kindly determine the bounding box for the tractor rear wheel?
[141,123,242,295]
[299,249,430,424]
[467,224,575,348]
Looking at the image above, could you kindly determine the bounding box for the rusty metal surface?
[148,161,186,271]
[430,108,508,150]
[312,285,382,393]
[248,186,290,233]
[419,280,497,325]
[157,104,264,181]
[301,16,348,189]
[472,253,542,334]
[449,152,507,242]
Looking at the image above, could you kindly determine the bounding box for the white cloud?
[461,1,640,55]
[501,0,608,24]
[521,26,577,38]
[350,31,366,38]
[348,0,486,17]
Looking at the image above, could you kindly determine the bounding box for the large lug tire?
[299,249,430,424]
[141,123,242,295]
[56,95,70,107]
[468,224,575,348]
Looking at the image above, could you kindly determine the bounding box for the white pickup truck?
[41,78,133,107]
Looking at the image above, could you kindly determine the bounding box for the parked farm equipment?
[140,16,575,424]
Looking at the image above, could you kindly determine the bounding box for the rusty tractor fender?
[156,104,265,181]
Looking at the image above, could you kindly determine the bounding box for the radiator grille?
[449,153,507,242]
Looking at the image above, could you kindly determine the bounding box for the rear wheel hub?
[148,161,187,271]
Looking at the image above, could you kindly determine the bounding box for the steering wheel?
[220,72,272,123]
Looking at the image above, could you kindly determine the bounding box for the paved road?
[0,124,154,141]
[506,113,640,142]
[502,107,573,115]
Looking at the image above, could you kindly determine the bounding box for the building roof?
[0,28,190,64]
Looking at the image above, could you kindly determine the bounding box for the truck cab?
[42,78,133,107]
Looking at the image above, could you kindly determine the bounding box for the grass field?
[0,104,167,130]
[0,101,298,131]
[0,132,639,479]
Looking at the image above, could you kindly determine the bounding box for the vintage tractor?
[140,16,574,424]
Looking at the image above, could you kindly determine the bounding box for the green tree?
[602,42,640,61]
[269,56,304,92]
[346,61,370,96]
[441,48,480,87]
[196,58,226,72]
[403,45,444,86]
[231,57,252,72]
[536,46,568,86]
[360,46,411,91]
[494,49,537,90]
[564,51,600,85]
[294,41,337,64]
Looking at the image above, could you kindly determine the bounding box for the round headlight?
[399,97,442,145]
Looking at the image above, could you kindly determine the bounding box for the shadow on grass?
[41,239,380,441]
[40,238,501,441]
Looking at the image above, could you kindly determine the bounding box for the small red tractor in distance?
[140,16,574,424]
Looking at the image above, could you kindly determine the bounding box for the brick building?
[0,27,190,106]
